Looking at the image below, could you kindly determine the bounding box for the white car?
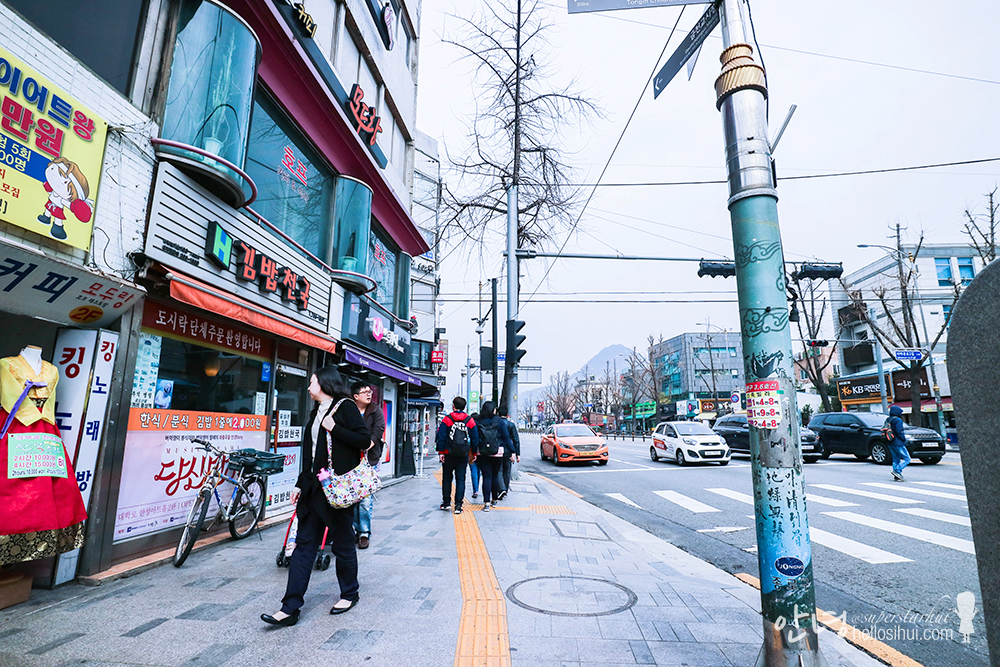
[650,421,731,466]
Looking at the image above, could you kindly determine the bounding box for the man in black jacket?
[435,396,479,514]
[497,406,520,500]
[351,381,385,548]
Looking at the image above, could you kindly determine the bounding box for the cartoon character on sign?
[37,157,94,241]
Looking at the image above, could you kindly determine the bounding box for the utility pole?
[492,278,499,405]
[715,1,826,665]
[869,307,889,414]
[502,0,522,422]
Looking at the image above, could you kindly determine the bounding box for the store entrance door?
[267,363,309,518]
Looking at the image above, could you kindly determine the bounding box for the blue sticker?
[775,556,805,578]
[261,362,271,382]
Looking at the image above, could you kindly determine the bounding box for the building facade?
[651,331,745,421]
[0,0,434,585]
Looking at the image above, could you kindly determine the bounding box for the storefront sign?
[292,3,317,38]
[114,408,268,542]
[0,46,108,251]
[142,300,274,360]
[891,368,930,401]
[53,329,98,457]
[837,375,887,404]
[346,85,383,147]
[145,163,332,332]
[342,292,410,365]
[7,433,66,478]
[74,330,118,507]
[0,238,141,327]
[265,447,300,517]
[364,0,397,50]
[431,350,444,364]
[746,380,783,428]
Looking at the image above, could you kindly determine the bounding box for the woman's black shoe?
[261,610,299,626]
[330,598,359,615]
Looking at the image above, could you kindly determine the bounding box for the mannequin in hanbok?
[0,346,88,565]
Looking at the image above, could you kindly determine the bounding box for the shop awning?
[406,398,444,409]
[167,270,339,354]
[344,345,422,386]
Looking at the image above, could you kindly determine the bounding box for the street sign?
[731,391,740,404]
[652,2,720,98]
[497,351,506,362]
[893,348,926,362]
[568,0,708,15]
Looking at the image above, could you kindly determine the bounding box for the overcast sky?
[414,0,1000,400]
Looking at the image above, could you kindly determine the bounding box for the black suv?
[713,413,822,463]
[807,412,946,464]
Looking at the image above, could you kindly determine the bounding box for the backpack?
[478,419,502,456]
[447,415,472,456]
[881,416,898,442]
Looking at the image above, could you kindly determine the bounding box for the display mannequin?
[0,347,87,565]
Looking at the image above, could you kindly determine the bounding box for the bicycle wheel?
[229,475,264,539]
[174,491,210,567]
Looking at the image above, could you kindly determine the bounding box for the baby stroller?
[275,509,332,570]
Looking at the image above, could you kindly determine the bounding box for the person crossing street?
[886,405,911,482]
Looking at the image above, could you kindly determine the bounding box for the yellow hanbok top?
[0,355,59,426]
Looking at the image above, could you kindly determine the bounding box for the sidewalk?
[0,461,896,667]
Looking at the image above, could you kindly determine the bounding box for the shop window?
[935,258,953,287]
[331,176,373,280]
[7,0,147,96]
[409,340,433,372]
[411,280,434,314]
[131,333,270,414]
[244,93,336,263]
[369,227,397,312]
[957,257,975,285]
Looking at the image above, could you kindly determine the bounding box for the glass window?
[336,25,361,82]
[357,61,378,111]
[935,258,953,287]
[8,0,147,96]
[408,340,433,372]
[943,304,952,327]
[957,257,975,285]
[411,281,434,313]
[245,94,335,263]
[393,122,407,177]
[369,227,398,313]
[331,177,373,272]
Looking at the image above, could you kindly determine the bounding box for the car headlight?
[719,436,727,446]
[683,437,698,446]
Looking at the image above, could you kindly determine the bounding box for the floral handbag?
[317,399,382,508]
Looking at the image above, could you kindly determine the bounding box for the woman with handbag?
[262,366,371,626]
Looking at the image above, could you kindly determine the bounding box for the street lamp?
[857,244,946,435]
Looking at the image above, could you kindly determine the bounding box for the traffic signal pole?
[505,184,519,420]
[715,1,827,665]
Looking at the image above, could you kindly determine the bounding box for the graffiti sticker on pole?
[745,380,782,428]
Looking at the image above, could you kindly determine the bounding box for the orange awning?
[168,270,339,354]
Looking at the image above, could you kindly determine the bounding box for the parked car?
[540,423,609,466]
[650,421,730,466]
[713,413,823,463]
[807,412,946,464]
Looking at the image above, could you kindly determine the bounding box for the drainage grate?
[505,576,637,617]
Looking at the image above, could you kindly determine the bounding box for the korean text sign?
[0,46,108,251]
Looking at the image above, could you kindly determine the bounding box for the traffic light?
[790,263,844,281]
[698,260,736,278]
[806,340,829,347]
[480,346,495,372]
[506,319,526,366]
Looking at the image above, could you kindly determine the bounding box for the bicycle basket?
[227,449,285,475]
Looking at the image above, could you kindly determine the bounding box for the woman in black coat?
[262,366,370,626]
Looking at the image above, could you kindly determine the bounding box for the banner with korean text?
[0,46,108,250]
[113,409,268,542]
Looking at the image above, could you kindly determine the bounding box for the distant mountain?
[522,344,633,406]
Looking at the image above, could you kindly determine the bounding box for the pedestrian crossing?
[603,476,974,565]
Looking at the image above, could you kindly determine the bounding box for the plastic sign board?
[568,0,709,15]
[893,348,926,361]
[652,2,720,98]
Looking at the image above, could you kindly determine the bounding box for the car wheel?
[869,441,890,465]
[675,450,687,466]
[553,451,562,467]
[598,459,608,466]
[919,457,942,465]
[819,439,832,459]
[803,456,820,464]
[719,460,729,466]
[540,443,547,461]
[650,446,659,462]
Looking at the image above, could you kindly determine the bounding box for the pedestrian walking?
[469,410,482,500]
[436,397,478,514]
[351,381,385,549]
[886,405,910,482]
[497,406,520,500]
[476,401,512,511]
[262,367,371,626]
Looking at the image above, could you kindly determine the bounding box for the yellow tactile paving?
[529,504,575,515]
[734,573,925,667]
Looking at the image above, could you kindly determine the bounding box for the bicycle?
[173,437,284,567]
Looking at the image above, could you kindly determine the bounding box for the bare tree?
[440,0,600,257]
[839,224,961,422]
[545,371,574,421]
[963,186,998,264]
[624,337,661,431]
[790,278,837,412]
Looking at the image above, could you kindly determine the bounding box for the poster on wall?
[131,333,161,408]
[266,422,303,518]
[0,46,108,251]
[113,408,268,542]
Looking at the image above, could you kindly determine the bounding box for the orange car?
[540,423,609,466]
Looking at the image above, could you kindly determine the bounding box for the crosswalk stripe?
[809,527,912,564]
[823,511,976,554]
[654,490,721,513]
[914,481,966,491]
[894,508,972,527]
[605,492,642,509]
[811,484,924,504]
[861,482,966,500]
[706,488,755,505]
[805,494,858,507]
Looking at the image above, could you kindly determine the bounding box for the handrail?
[150,138,258,207]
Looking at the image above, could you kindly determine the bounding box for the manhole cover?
[505,576,637,617]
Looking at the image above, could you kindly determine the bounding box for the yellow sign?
[0,46,108,251]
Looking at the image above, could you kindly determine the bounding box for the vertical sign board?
[52,329,98,465]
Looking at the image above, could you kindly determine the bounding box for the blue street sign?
[893,348,925,361]
[653,2,720,98]
[497,352,506,362]
[568,0,708,15]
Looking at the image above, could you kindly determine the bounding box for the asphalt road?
[516,432,987,667]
